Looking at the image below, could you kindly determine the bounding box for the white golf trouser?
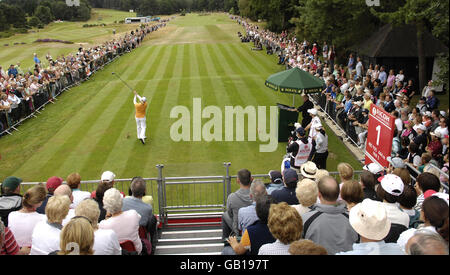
[136,117,146,139]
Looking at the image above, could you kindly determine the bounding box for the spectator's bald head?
[54,184,73,202]
[317,176,340,203]
[406,232,449,255]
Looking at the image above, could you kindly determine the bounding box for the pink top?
[98,209,142,253]
[387,75,396,88]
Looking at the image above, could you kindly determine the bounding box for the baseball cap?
[268,170,283,184]
[141,97,147,102]
[363,162,384,175]
[101,171,116,182]
[380,174,404,196]
[283,168,299,184]
[46,176,63,191]
[1,176,22,191]
[349,199,391,240]
[307,108,318,116]
[387,157,406,169]
[296,127,306,136]
[440,111,446,117]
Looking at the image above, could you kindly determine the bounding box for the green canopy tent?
[266,67,325,142]
[265,67,325,105]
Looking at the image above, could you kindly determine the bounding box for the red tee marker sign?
[365,104,395,168]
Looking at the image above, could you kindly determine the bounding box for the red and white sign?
[365,104,395,168]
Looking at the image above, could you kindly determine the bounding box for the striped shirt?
[1,227,20,255]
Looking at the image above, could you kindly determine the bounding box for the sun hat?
[363,162,384,175]
[387,157,406,169]
[300,161,318,179]
[349,199,391,240]
[307,108,318,116]
[413,124,426,132]
[430,130,441,138]
[101,171,116,182]
[379,174,404,196]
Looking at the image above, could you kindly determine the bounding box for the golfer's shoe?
[140,138,145,145]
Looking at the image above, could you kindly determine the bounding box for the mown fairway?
[0,12,362,184]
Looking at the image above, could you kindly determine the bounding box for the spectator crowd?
[0,21,169,135]
[234,15,449,184]
[0,171,157,255]
[221,162,448,255]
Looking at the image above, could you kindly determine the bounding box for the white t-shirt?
[62,209,76,226]
[71,189,91,209]
[99,209,142,254]
[383,202,410,228]
[435,126,449,137]
[395,118,403,133]
[309,117,321,138]
[93,229,122,255]
[396,226,437,252]
[7,211,46,247]
[30,221,61,255]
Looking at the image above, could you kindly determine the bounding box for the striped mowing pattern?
[0,14,362,206]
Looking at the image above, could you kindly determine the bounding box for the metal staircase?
[154,212,225,255]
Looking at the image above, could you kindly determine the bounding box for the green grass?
[0,13,362,188]
[0,9,145,70]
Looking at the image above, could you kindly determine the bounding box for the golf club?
[112,72,134,92]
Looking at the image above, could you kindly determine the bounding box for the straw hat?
[300,161,318,179]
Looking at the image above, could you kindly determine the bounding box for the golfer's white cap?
[141,97,147,102]
[101,171,116,182]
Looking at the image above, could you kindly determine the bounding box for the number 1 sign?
[365,104,396,168]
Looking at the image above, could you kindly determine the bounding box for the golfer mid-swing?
[133,90,148,144]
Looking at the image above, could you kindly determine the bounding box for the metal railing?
[15,161,449,229]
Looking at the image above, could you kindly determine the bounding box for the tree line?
[87,0,239,16]
[0,0,91,32]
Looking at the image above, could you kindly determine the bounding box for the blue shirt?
[7,68,18,77]
[266,183,284,195]
[238,202,259,233]
[344,100,353,113]
[379,71,387,84]
[335,241,405,255]
[348,57,354,69]
[34,56,40,64]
